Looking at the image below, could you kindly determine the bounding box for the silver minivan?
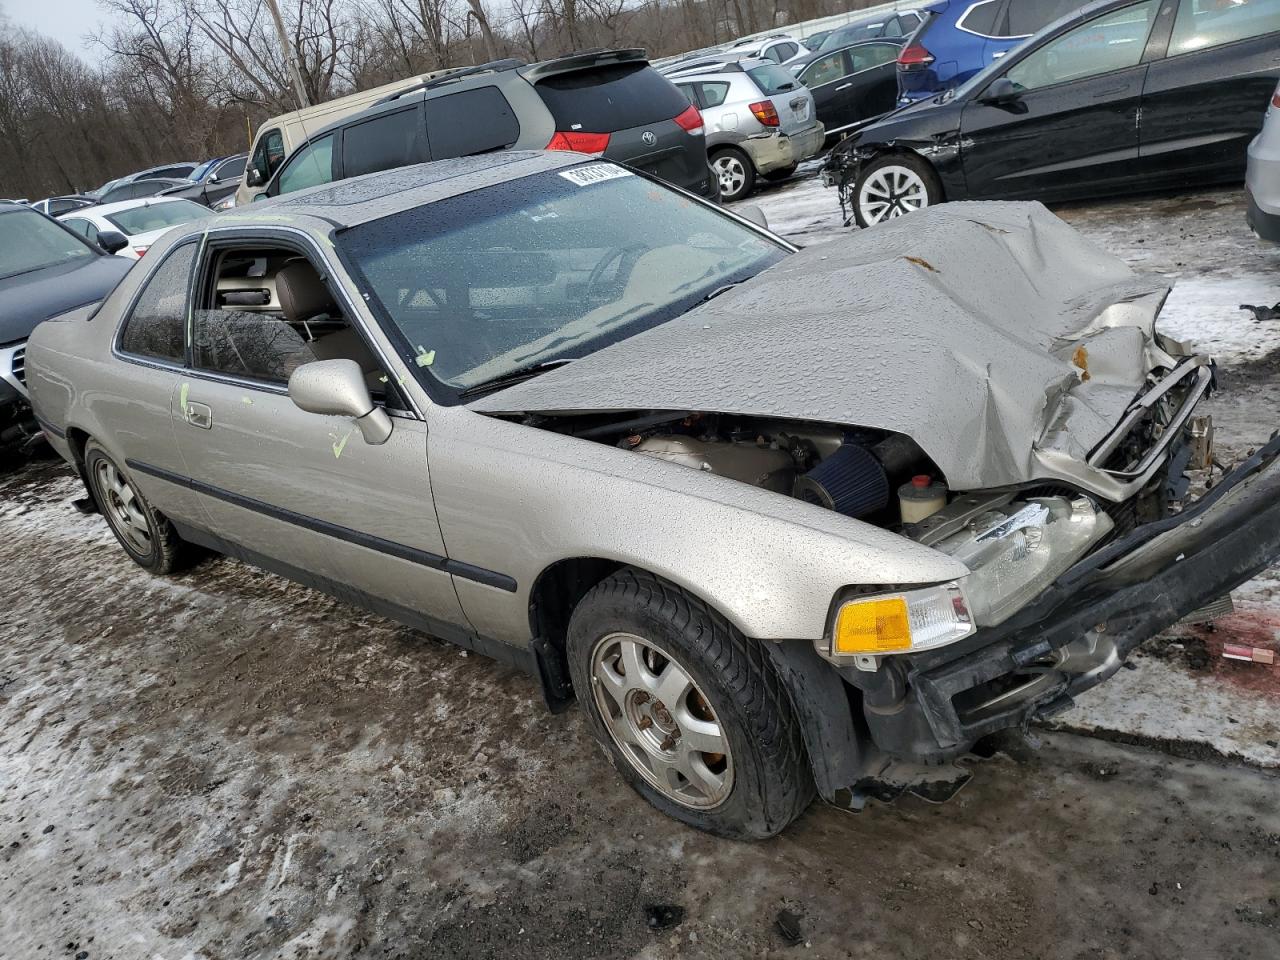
[671,58,825,201]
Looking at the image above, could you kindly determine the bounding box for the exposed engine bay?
[523,406,1206,629]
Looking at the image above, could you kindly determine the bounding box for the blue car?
[897,0,1087,103]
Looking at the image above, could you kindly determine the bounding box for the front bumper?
[743,122,826,174]
[862,433,1280,763]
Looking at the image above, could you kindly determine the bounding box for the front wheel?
[852,153,942,228]
[710,148,756,203]
[566,568,813,839]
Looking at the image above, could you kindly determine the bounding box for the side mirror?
[96,229,129,254]
[246,168,264,187]
[981,77,1020,105]
[288,358,393,445]
[738,204,769,231]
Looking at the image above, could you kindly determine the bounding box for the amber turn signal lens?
[833,596,912,654]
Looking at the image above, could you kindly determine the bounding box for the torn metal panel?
[471,202,1188,497]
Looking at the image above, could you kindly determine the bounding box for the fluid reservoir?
[899,474,947,524]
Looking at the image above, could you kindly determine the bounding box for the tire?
[710,148,756,203]
[566,568,814,840]
[84,440,191,574]
[762,164,798,183]
[852,152,942,228]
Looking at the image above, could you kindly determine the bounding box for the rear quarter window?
[424,87,520,159]
[119,241,197,363]
[342,106,426,178]
[535,64,689,133]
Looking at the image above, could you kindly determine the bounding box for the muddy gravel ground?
[3,184,1280,960]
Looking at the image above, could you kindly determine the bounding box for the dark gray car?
[254,50,715,202]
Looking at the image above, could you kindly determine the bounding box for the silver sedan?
[26,151,1280,838]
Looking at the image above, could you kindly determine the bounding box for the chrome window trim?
[956,0,1031,40]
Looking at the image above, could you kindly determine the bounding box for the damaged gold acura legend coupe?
[25,152,1280,838]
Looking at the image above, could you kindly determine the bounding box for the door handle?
[835,83,853,91]
[184,401,212,429]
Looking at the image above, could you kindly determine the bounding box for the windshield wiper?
[458,357,575,399]
[699,281,743,304]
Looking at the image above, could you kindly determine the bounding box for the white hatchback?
[59,197,211,260]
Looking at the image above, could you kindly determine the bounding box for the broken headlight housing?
[933,496,1113,627]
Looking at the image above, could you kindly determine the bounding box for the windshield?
[0,208,96,280]
[190,159,217,182]
[106,199,209,236]
[338,164,787,402]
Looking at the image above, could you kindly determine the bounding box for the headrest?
[275,260,337,322]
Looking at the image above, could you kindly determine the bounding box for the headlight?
[823,582,975,662]
[213,194,236,211]
[933,497,1112,627]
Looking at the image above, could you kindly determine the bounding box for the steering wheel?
[585,245,645,305]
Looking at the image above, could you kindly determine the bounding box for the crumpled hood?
[0,254,132,344]
[471,201,1177,492]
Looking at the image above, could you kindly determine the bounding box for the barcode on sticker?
[559,164,632,186]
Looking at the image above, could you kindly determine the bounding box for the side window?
[763,44,784,62]
[883,16,905,37]
[216,156,246,181]
[850,43,902,72]
[63,218,91,239]
[1168,0,1280,55]
[803,51,848,86]
[119,242,196,363]
[698,81,730,107]
[1006,0,1161,91]
[250,128,285,184]
[342,106,425,179]
[1003,0,1084,36]
[775,41,799,60]
[83,221,100,244]
[900,12,922,32]
[959,0,1004,36]
[275,134,336,195]
[424,87,520,160]
[192,246,400,404]
[676,83,700,107]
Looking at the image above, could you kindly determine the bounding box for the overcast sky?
[6,0,110,62]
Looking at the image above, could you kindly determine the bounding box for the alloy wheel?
[590,632,734,809]
[858,164,929,225]
[713,155,748,200]
[95,459,152,555]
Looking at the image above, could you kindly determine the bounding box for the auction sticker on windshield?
[559,164,632,186]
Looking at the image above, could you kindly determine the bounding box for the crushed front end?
[818,426,1280,768]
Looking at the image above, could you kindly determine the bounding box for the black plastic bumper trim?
[126,458,517,592]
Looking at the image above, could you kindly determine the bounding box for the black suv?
[0,205,131,456]
[255,49,715,201]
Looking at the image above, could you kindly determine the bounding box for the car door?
[959,0,1162,200]
[800,51,858,132]
[1138,0,1280,185]
[170,232,471,636]
[843,43,906,126]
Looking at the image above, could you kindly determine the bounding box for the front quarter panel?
[430,406,968,645]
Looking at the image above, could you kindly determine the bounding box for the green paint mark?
[242,396,254,405]
[332,430,353,459]
[179,382,189,411]
[415,346,436,368]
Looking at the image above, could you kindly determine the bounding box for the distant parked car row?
[824,0,1280,226]
[28,153,248,220]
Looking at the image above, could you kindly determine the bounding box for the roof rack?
[375,58,527,104]
[731,33,789,46]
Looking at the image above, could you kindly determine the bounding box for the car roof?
[73,196,193,218]
[210,151,586,233]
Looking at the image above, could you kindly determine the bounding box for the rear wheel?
[566,568,813,839]
[84,440,190,574]
[710,148,756,203]
[853,153,942,228]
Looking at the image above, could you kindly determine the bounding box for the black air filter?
[794,442,889,518]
